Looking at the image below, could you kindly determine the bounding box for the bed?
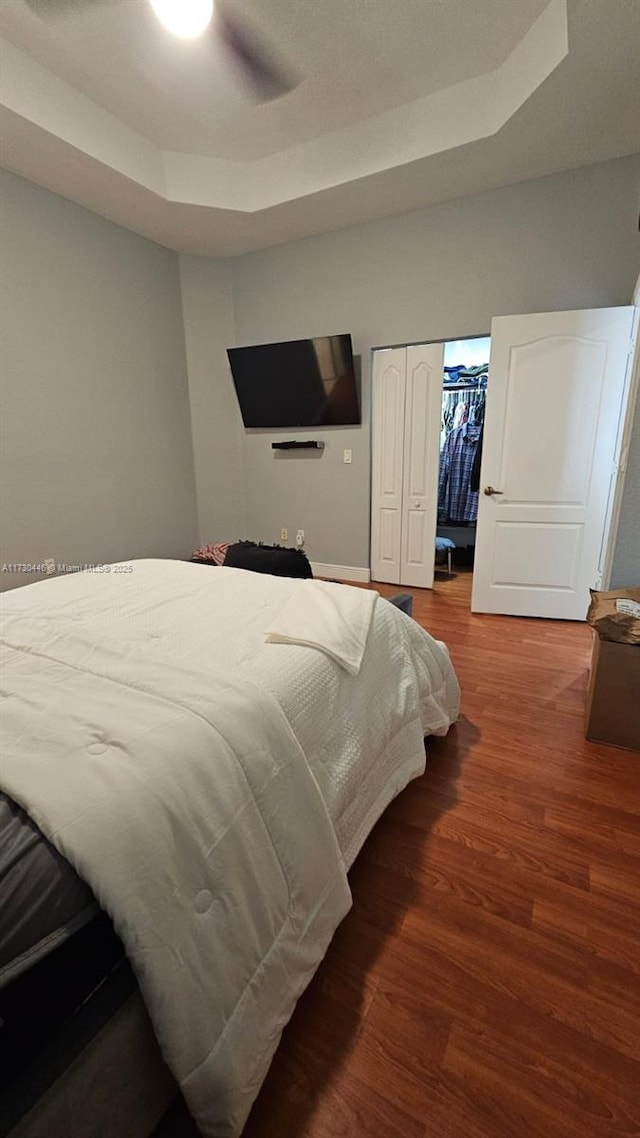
[0,560,459,1138]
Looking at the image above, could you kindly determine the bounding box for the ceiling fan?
[23,0,299,102]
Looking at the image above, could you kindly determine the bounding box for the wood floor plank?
[544,799,640,857]
[435,756,640,818]
[359,828,535,929]
[400,895,640,1062]
[443,1020,640,1138]
[428,808,592,889]
[589,864,640,909]
[153,570,640,1138]
[532,894,640,975]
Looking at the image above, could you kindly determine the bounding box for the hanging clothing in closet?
[438,374,486,524]
[438,421,482,522]
[469,424,483,492]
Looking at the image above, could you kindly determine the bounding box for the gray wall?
[230,154,640,570]
[5,157,636,587]
[0,168,198,591]
[610,386,640,587]
[609,271,640,588]
[179,256,246,544]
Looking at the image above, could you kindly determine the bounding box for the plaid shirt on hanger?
[438,422,482,523]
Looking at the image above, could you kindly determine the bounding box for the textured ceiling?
[0,0,638,254]
[0,0,549,159]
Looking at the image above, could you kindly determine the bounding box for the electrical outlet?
[296,530,305,548]
[343,449,352,464]
[280,528,288,543]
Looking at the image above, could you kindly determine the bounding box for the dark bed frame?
[5,994,175,1138]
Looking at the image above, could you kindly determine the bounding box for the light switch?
[343,449,352,464]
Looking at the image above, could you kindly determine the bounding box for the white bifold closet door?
[371,343,443,587]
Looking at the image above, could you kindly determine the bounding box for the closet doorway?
[370,334,487,595]
[370,304,637,620]
[437,336,489,595]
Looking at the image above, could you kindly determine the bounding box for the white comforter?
[0,560,459,1136]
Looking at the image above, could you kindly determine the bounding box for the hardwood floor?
[155,570,640,1138]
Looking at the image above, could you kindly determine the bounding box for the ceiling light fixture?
[149,0,214,40]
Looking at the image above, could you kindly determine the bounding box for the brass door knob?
[483,486,504,496]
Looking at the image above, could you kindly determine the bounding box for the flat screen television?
[227,334,360,428]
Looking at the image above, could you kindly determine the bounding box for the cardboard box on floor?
[585,587,640,752]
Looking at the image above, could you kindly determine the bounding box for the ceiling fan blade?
[22,0,299,102]
[24,0,122,17]
[216,4,299,103]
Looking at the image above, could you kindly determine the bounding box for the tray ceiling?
[0,0,638,254]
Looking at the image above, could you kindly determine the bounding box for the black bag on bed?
[224,541,313,579]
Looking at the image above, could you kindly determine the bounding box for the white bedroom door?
[399,343,444,587]
[371,348,406,584]
[472,306,636,619]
